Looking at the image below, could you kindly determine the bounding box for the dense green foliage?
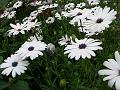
[0,0,120,90]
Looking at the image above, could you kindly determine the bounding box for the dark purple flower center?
[17,29,21,31]
[96,18,103,23]
[76,12,82,16]
[28,46,34,51]
[118,70,120,75]
[12,62,18,67]
[79,44,87,49]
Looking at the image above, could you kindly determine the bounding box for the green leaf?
[9,80,28,90]
[0,81,10,90]
[0,50,6,54]
[0,56,4,64]
[18,75,33,80]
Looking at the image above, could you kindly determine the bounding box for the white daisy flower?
[87,0,100,5]
[23,19,41,31]
[30,10,39,17]
[64,38,102,60]
[98,51,120,90]
[55,12,62,20]
[13,1,23,9]
[64,3,75,10]
[8,23,27,36]
[76,3,86,8]
[46,17,55,24]
[58,34,72,46]
[82,6,117,35]
[16,41,47,60]
[7,11,16,19]
[68,8,91,19]
[38,5,49,11]
[0,54,29,78]
[0,10,9,18]
[30,1,42,6]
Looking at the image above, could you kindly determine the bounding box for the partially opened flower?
[64,38,102,60]
[16,41,47,60]
[0,54,29,78]
[98,51,120,90]
[46,17,55,24]
[58,34,72,46]
[28,34,43,41]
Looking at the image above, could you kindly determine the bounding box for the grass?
[0,0,120,90]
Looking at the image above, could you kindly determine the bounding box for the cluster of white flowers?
[0,0,119,89]
[0,34,47,78]
[61,2,117,36]
[0,1,23,19]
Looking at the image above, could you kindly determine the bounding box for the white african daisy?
[76,3,86,8]
[98,51,120,90]
[13,1,23,9]
[16,41,47,60]
[46,17,55,24]
[64,38,102,60]
[55,12,62,20]
[81,6,117,35]
[68,8,91,26]
[0,54,29,78]
[8,23,27,36]
[7,11,16,19]
[64,3,75,10]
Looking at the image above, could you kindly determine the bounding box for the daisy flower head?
[76,3,86,8]
[46,17,55,24]
[16,40,47,60]
[64,3,75,11]
[0,54,29,78]
[81,6,117,35]
[58,34,72,46]
[13,1,23,9]
[23,19,41,31]
[98,51,120,90]
[64,38,102,60]
[55,12,62,20]
[8,23,27,36]
[7,11,16,19]
[68,8,91,19]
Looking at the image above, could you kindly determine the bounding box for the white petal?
[115,76,120,90]
[115,51,120,65]
[108,77,117,88]
[98,69,117,75]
